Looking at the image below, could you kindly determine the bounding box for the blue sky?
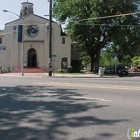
[0,0,50,30]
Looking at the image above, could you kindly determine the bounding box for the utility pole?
[48,0,52,76]
[21,18,24,76]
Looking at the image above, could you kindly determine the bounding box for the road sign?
[52,54,57,57]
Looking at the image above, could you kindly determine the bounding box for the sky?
[0,0,51,30]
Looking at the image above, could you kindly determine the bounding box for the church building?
[0,1,71,72]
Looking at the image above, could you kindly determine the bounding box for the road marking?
[34,82,140,91]
[31,93,111,102]
[71,96,111,102]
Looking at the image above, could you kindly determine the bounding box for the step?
[12,68,46,73]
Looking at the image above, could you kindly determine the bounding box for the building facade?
[0,1,71,72]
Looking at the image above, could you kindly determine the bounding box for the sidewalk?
[0,72,117,78]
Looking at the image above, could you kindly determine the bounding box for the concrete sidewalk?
[0,72,117,78]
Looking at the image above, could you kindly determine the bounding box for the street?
[0,76,140,140]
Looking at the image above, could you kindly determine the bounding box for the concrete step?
[12,68,46,73]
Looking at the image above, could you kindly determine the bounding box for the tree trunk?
[90,55,95,72]
[95,47,101,73]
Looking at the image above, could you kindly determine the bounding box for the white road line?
[71,96,111,102]
[34,82,140,91]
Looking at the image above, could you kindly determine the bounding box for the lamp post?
[48,0,52,76]
[3,10,24,76]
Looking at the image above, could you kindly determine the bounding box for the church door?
[28,48,37,67]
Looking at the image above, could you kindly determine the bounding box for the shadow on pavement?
[0,85,129,140]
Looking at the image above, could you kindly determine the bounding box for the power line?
[2,11,140,36]
[76,23,140,28]
[70,11,140,23]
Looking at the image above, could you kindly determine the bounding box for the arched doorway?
[28,48,37,67]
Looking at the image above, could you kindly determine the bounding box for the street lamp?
[48,0,52,76]
[44,0,53,76]
[3,9,24,76]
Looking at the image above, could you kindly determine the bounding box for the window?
[62,38,65,44]
[0,38,2,44]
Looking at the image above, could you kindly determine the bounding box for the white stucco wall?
[0,14,71,71]
[51,23,71,71]
[0,35,9,67]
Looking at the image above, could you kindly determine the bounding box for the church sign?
[61,57,67,69]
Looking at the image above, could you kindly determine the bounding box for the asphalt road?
[0,76,140,140]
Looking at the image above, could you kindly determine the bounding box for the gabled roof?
[4,14,68,36]
[5,14,56,25]
[60,25,67,36]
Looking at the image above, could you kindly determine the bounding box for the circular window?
[27,25,38,37]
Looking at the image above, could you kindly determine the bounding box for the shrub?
[7,67,11,72]
[67,66,72,73]
[57,68,65,73]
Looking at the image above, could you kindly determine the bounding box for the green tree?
[109,27,140,65]
[80,52,90,67]
[0,30,4,33]
[131,56,140,67]
[100,52,115,67]
[53,0,140,72]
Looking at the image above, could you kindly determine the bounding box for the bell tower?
[20,1,34,18]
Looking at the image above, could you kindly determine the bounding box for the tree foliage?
[131,56,140,67]
[0,30,3,32]
[100,48,116,67]
[81,54,90,67]
[53,0,140,72]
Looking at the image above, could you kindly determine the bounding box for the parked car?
[115,65,128,77]
[104,67,114,74]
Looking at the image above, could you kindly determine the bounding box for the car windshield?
[116,66,125,70]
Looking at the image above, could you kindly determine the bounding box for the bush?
[67,66,72,73]
[57,68,65,73]
[7,67,11,72]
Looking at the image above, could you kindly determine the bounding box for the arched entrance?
[28,48,37,67]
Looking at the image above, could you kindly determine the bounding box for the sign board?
[0,46,6,50]
[52,54,57,57]
[61,57,67,69]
